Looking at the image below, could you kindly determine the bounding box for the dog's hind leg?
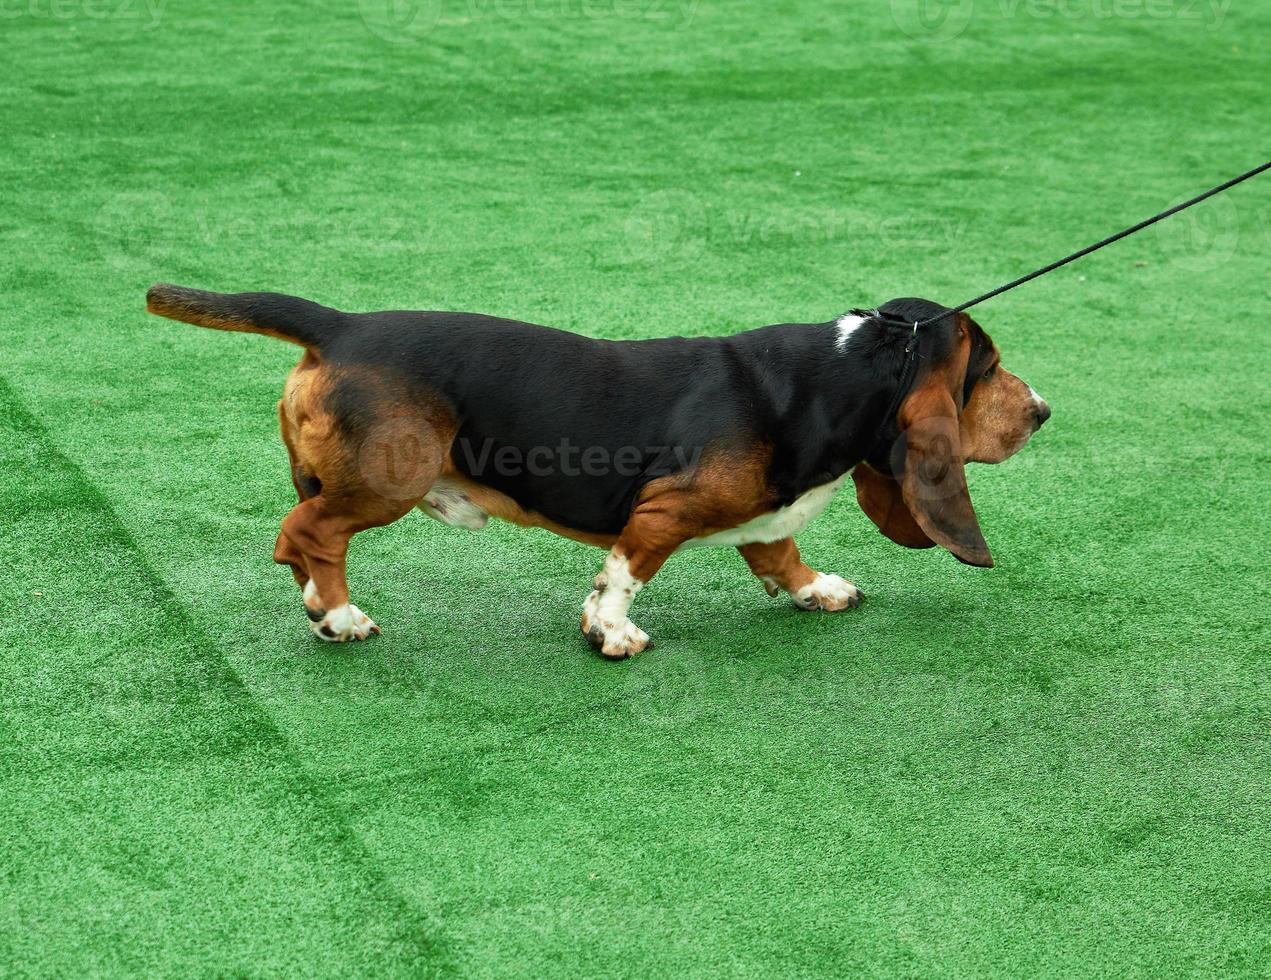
[275,371,453,642]
[280,488,432,642]
[282,496,378,641]
[274,399,321,590]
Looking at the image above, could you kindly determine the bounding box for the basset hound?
[146,285,1049,657]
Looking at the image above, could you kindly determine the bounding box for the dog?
[146,285,1049,657]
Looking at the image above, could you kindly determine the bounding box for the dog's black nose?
[1035,400,1051,428]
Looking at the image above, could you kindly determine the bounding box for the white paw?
[793,573,863,612]
[309,603,380,642]
[581,589,651,659]
[304,581,379,642]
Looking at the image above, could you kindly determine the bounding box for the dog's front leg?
[738,538,863,611]
[581,549,653,659]
[581,508,691,659]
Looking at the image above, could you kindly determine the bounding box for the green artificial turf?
[3,0,1269,974]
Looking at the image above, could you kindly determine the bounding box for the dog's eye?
[982,365,997,380]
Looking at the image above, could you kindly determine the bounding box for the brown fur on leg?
[581,449,775,658]
[273,532,310,590]
[274,355,455,640]
[279,497,357,616]
[737,538,819,596]
[280,490,427,616]
[580,515,689,659]
[738,537,862,611]
[580,506,701,658]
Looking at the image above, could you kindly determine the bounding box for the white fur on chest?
[681,476,845,550]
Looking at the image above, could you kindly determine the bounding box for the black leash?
[869,158,1270,459]
[914,158,1271,330]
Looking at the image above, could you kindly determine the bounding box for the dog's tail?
[146,284,346,350]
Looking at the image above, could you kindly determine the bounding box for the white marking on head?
[834,311,874,351]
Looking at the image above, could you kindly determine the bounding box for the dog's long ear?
[852,462,936,549]
[894,384,993,567]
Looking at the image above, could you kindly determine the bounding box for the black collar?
[869,319,922,460]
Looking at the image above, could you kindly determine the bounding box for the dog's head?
[853,298,1049,568]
